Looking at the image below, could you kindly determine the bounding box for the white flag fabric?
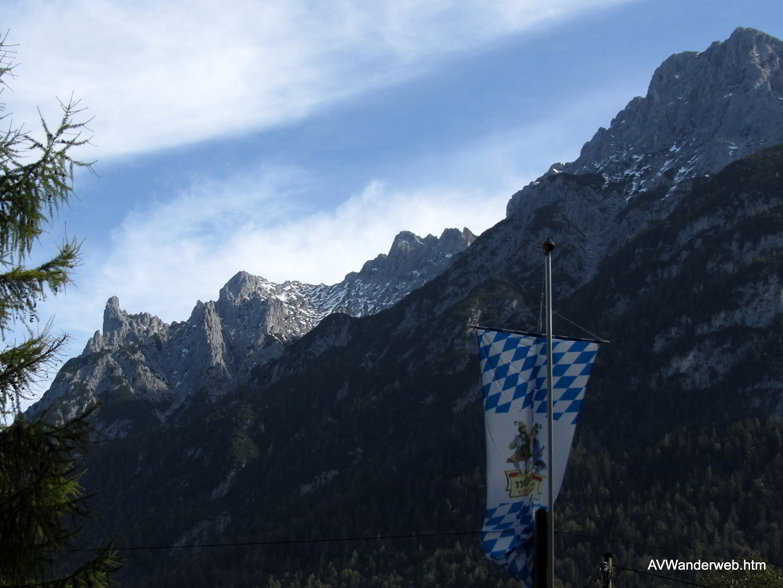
[477,328,599,583]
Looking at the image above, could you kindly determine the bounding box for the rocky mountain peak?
[223,270,255,292]
[387,228,474,257]
[388,230,420,256]
[439,227,476,249]
[646,27,781,105]
[500,29,783,291]
[86,296,167,354]
[217,271,267,306]
[359,228,475,276]
[551,27,783,199]
[718,26,781,76]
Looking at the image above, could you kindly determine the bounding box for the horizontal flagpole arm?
[468,324,609,345]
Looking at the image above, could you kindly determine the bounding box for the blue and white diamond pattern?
[481,501,537,583]
[478,329,598,425]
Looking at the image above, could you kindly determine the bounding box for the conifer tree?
[0,35,118,587]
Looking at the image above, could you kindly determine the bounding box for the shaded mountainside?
[34,27,783,587]
[78,144,783,588]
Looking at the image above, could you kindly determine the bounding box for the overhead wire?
[22,529,483,554]
[12,525,762,564]
[6,524,774,588]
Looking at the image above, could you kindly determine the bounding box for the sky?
[4,0,783,406]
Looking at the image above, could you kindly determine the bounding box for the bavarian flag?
[477,327,600,583]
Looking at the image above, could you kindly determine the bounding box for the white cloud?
[7,0,636,158]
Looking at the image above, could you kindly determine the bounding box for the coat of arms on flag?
[476,327,600,584]
[504,421,545,499]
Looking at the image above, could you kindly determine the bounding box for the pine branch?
[0,99,92,261]
[0,329,67,418]
[0,240,80,333]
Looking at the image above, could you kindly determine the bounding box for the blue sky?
[5,0,783,404]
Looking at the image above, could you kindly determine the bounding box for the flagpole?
[543,239,555,588]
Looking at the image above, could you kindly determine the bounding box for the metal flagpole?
[543,239,555,588]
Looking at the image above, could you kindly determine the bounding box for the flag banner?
[477,327,599,583]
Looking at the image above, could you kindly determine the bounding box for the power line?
[8,523,778,580]
[10,525,763,563]
[31,529,483,554]
[21,527,710,557]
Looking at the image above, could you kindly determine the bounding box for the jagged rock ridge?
[32,227,475,422]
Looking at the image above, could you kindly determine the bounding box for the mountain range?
[30,27,783,587]
[33,227,475,424]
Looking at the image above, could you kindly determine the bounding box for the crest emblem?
[504,421,547,498]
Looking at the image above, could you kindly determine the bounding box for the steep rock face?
[31,228,474,422]
[568,27,783,196]
[502,27,783,292]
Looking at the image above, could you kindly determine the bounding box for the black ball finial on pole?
[543,240,556,253]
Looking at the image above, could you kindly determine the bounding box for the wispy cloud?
[30,70,635,334]
[22,156,515,407]
[8,0,635,158]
